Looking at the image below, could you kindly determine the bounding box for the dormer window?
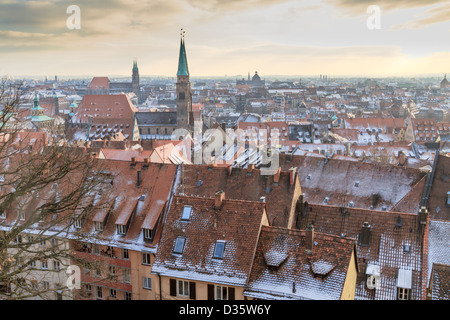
[213,240,226,259]
[74,218,82,229]
[396,269,412,300]
[143,228,154,241]
[117,224,127,236]
[173,237,186,254]
[0,211,5,219]
[181,206,192,221]
[95,221,104,232]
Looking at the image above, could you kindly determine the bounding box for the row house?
[151,193,358,300]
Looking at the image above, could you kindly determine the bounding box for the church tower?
[176,29,192,131]
[132,59,140,100]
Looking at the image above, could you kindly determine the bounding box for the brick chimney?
[289,167,297,185]
[144,157,150,164]
[137,170,142,187]
[215,191,225,209]
[398,151,406,166]
[305,224,314,254]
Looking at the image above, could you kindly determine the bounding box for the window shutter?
[228,287,235,300]
[207,284,214,300]
[189,282,196,300]
[170,279,177,297]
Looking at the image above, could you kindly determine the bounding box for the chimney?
[144,157,150,164]
[305,224,314,254]
[359,222,372,246]
[398,151,406,166]
[137,170,141,187]
[131,156,137,164]
[248,164,255,170]
[227,165,232,176]
[273,167,281,183]
[419,206,428,225]
[289,167,297,185]
[215,191,225,209]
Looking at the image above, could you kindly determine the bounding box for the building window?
[143,228,154,241]
[122,268,130,284]
[124,292,132,300]
[142,253,151,265]
[41,260,48,270]
[95,221,104,232]
[53,261,60,271]
[74,218,82,229]
[143,277,152,290]
[397,288,410,300]
[213,241,226,259]
[181,206,192,221]
[173,237,186,254]
[109,289,116,299]
[96,286,103,300]
[215,285,228,300]
[42,281,50,290]
[179,92,185,101]
[117,224,127,235]
[121,248,129,260]
[178,280,189,297]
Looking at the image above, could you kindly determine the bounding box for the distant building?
[440,74,449,89]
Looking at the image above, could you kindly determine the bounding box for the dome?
[440,74,448,88]
[252,71,261,82]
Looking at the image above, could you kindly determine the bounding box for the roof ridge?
[390,173,428,213]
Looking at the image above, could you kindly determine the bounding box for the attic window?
[396,269,412,300]
[349,201,355,208]
[173,237,186,254]
[95,221,104,232]
[196,180,203,187]
[323,197,329,204]
[213,240,226,259]
[0,212,5,219]
[143,228,154,241]
[117,224,127,236]
[181,206,192,221]
[307,174,311,180]
[354,181,359,187]
[139,195,145,201]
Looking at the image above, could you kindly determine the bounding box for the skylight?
[213,240,226,259]
[173,237,186,254]
[181,206,192,221]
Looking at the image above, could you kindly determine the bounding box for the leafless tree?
[0,78,112,300]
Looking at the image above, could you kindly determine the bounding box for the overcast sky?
[0,0,449,78]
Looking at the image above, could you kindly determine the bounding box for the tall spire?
[177,28,189,76]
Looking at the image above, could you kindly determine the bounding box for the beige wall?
[159,276,246,300]
[340,250,357,300]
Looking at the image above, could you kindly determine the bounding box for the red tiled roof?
[296,203,425,300]
[88,77,110,90]
[245,225,357,300]
[152,195,269,286]
[176,164,301,228]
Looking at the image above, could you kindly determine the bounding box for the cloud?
[392,3,450,29]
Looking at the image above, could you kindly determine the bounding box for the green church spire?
[177,29,189,76]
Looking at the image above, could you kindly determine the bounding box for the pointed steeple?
[133,58,138,72]
[177,29,189,77]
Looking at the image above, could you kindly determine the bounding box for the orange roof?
[88,77,110,90]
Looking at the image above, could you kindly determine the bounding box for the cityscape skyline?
[0,0,449,78]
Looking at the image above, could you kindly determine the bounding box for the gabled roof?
[152,195,269,286]
[279,154,425,212]
[88,77,110,90]
[296,203,425,300]
[176,164,301,228]
[244,226,357,300]
[429,263,450,300]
